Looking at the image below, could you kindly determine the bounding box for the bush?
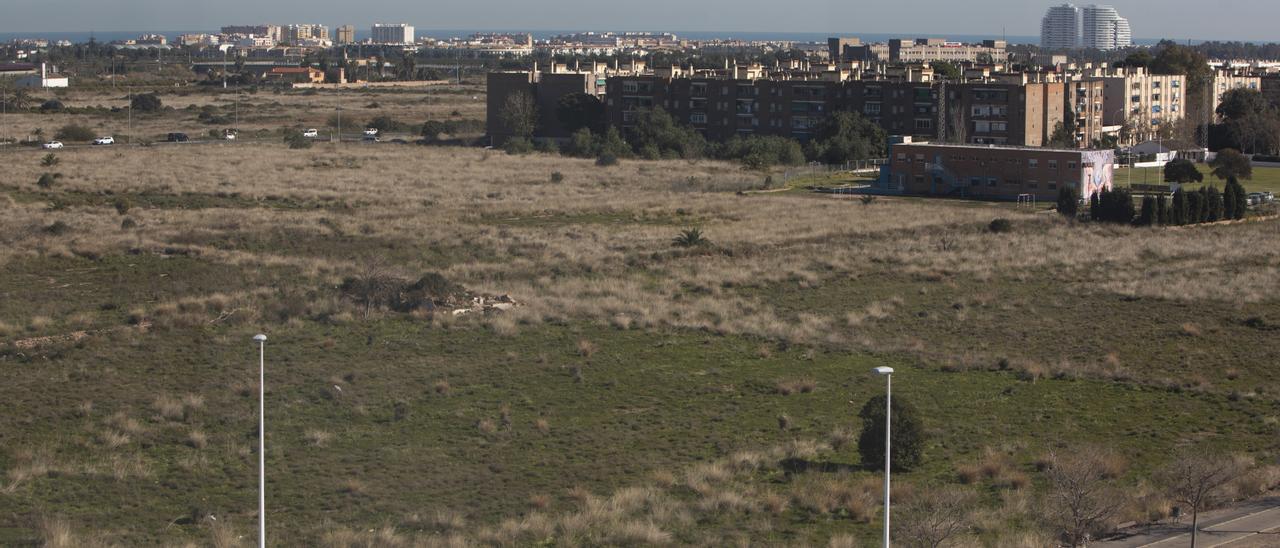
[1056,185,1080,218]
[595,152,619,167]
[503,137,534,155]
[563,127,598,158]
[44,221,70,235]
[988,218,1013,233]
[283,130,312,149]
[113,197,131,215]
[41,153,59,167]
[36,173,60,189]
[550,171,564,183]
[1092,188,1136,224]
[130,93,162,113]
[858,394,925,472]
[39,100,65,112]
[718,135,806,169]
[54,123,96,142]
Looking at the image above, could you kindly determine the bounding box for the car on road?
[1249,192,1264,206]
[93,136,115,145]
[361,134,380,143]
[166,132,189,143]
[42,141,64,149]
[302,128,319,138]
[223,129,237,141]
[363,128,379,136]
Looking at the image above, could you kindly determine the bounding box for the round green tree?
[858,393,925,472]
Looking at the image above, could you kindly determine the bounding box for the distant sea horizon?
[0,29,1236,47]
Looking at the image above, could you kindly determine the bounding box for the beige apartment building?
[1088,68,1186,143]
[1211,70,1263,119]
[889,39,1006,64]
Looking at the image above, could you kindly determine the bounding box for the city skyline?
[1,0,1279,43]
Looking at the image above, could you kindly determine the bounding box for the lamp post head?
[253,334,267,343]
[872,366,894,375]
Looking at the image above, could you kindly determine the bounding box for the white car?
[223,130,237,141]
[302,128,319,138]
[93,136,115,145]
[42,141,64,149]
[363,128,379,136]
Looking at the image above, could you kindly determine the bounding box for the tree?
[1138,195,1156,226]
[1049,119,1078,149]
[555,92,606,134]
[1095,188,1136,224]
[1187,189,1204,224]
[858,394,924,472]
[1089,191,1101,222]
[1170,188,1188,225]
[1056,184,1080,218]
[1163,158,1203,184]
[1225,176,1248,220]
[807,111,887,165]
[130,93,162,113]
[420,120,447,142]
[1156,194,1170,225]
[1121,50,1153,68]
[895,485,975,548]
[500,90,537,139]
[54,123,96,142]
[631,108,706,159]
[929,61,962,81]
[1210,148,1253,181]
[1215,89,1277,154]
[1157,449,1250,548]
[9,88,32,110]
[1043,447,1129,548]
[563,127,598,158]
[1205,186,1224,222]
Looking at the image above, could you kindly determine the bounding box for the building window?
[864,102,881,115]
[690,113,707,124]
[1048,160,1058,169]
[1028,159,1038,168]
[1048,181,1058,190]
[622,81,639,93]
[1027,181,1038,189]
[1067,162,1077,169]
[987,178,998,187]
[914,119,933,130]
[970,177,981,186]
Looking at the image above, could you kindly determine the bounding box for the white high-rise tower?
[1041,4,1082,50]
[1082,5,1132,50]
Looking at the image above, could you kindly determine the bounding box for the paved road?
[1100,496,1280,547]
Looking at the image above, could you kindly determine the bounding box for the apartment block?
[889,39,1006,64]
[487,69,603,144]
[336,25,356,45]
[885,142,1115,201]
[1089,68,1186,142]
[1211,70,1263,119]
[372,23,415,45]
[221,25,282,43]
[1068,79,1106,145]
[600,75,1063,147]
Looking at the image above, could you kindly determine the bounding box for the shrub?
[988,218,1012,233]
[41,153,59,167]
[44,221,70,235]
[283,129,312,149]
[39,100,64,112]
[550,171,564,183]
[130,93,162,113]
[672,227,708,248]
[1163,158,1203,184]
[1137,195,1156,226]
[36,172,60,189]
[113,197,131,215]
[595,152,619,167]
[121,218,137,229]
[1056,185,1080,217]
[1093,188,1136,224]
[55,123,96,142]
[503,137,533,155]
[858,394,925,471]
[1210,148,1252,180]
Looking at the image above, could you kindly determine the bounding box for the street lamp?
[872,366,894,548]
[252,333,267,548]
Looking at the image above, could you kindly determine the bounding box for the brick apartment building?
[601,75,1064,147]
[883,142,1115,201]
[486,70,603,144]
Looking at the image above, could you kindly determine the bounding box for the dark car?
[166,132,189,143]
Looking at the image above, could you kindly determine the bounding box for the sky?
[2,0,1278,42]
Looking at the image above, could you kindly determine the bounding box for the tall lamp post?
[872,366,894,548]
[253,333,267,548]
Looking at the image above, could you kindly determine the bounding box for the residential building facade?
[884,142,1115,201]
[371,23,415,45]
[1090,68,1185,142]
[1041,4,1082,50]
[1081,5,1131,50]
[336,25,356,45]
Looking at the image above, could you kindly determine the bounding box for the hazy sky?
[2,0,1278,42]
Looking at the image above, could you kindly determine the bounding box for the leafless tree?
[894,485,976,548]
[1041,446,1129,547]
[1156,448,1250,548]
[501,90,538,139]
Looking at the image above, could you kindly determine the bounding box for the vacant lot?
[1,142,1278,545]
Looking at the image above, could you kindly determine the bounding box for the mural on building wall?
[1080,149,1115,197]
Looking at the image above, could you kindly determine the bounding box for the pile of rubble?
[450,294,520,316]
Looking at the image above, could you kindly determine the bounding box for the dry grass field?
[0,84,485,144]
[1,138,1279,545]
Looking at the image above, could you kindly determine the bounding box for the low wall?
[293,80,453,90]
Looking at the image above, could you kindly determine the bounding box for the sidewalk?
[1099,495,1280,547]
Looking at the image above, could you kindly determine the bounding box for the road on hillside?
[1099,496,1280,548]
